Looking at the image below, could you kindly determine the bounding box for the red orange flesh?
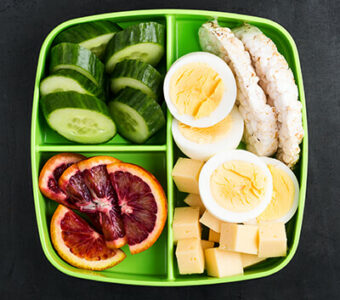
[50,205,126,270]
[107,162,167,254]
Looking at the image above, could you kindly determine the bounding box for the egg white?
[199,150,273,223]
[172,106,244,161]
[163,52,237,128]
[259,157,300,224]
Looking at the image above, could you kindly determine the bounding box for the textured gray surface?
[0,0,339,299]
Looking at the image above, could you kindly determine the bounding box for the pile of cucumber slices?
[40,20,165,144]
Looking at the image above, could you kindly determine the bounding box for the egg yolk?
[170,62,224,119]
[210,161,268,212]
[257,165,295,222]
[178,114,233,144]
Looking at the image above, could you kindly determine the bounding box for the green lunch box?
[31,9,308,286]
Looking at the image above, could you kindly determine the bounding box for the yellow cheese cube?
[201,240,215,270]
[241,254,266,268]
[199,211,222,232]
[184,194,205,215]
[172,158,204,194]
[201,240,215,250]
[219,223,258,254]
[208,229,220,243]
[176,238,204,274]
[258,223,287,257]
[173,207,200,242]
[205,248,243,278]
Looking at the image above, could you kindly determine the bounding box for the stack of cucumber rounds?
[40,20,166,145]
[106,22,166,144]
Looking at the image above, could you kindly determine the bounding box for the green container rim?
[31,9,308,286]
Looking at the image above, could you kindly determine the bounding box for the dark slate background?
[0,0,339,299]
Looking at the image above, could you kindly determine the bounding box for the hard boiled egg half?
[164,52,237,127]
[199,150,273,223]
[256,157,299,223]
[172,106,244,161]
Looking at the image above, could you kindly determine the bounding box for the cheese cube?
[176,238,204,274]
[173,207,200,242]
[208,229,220,243]
[199,211,222,232]
[172,158,204,194]
[205,248,243,278]
[201,240,215,270]
[258,223,287,257]
[241,254,266,268]
[219,223,259,254]
[201,240,215,250]
[184,194,205,215]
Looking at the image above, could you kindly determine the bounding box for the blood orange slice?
[51,205,126,270]
[38,153,86,207]
[59,156,127,249]
[107,162,167,254]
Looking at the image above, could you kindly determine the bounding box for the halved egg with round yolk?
[257,157,299,223]
[172,106,244,161]
[164,52,237,128]
[199,150,273,223]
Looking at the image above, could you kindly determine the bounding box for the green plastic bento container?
[31,9,308,286]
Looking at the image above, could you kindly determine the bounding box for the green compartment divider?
[31,9,308,286]
[36,145,167,152]
[165,14,176,281]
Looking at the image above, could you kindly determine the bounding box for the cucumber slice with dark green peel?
[41,91,116,144]
[40,69,106,101]
[50,43,105,87]
[110,59,162,100]
[53,21,122,58]
[105,22,165,73]
[109,87,165,144]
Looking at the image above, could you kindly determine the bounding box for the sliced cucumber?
[41,91,116,144]
[110,59,162,100]
[105,22,165,73]
[40,69,105,101]
[53,21,122,58]
[49,43,105,87]
[109,87,165,144]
